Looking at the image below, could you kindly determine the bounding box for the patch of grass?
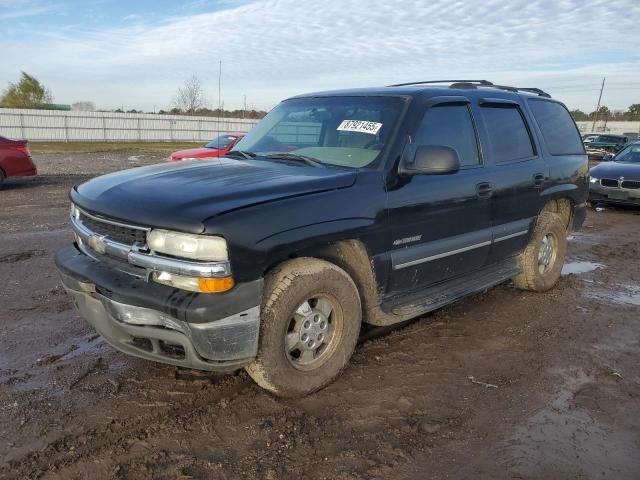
[29,141,203,155]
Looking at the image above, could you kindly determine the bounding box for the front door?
[386,99,493,296]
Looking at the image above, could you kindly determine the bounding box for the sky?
[1,0,639,113]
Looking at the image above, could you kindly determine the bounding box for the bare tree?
[173,75,206,115]
[71,101,96,111]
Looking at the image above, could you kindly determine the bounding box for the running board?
[382,259,520,318]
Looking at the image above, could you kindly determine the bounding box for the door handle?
[533,173,545,187]
[476,182,493,198]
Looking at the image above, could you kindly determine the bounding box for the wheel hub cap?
[299,311,329,350]
[538,234,556,274]
[285,296,339,370]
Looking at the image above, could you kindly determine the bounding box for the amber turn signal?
[198,276,235,293]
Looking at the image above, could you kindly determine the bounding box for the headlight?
[147,229,228,261]
[589,176,599,184]
[70,203,80,219]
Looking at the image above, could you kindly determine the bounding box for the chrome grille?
[621,180,640,189]
[78,212,147,246]
[600,178,619,188]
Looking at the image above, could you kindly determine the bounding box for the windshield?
[233,96,405,168]
[615,144,640,163]
[205,135,238,149]
[593,135,624,144]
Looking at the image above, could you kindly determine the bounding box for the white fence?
[4,108,637,143]
[0,108,260,142]
[575,120,640,137]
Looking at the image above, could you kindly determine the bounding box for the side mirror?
[399,145,460,176]
[602,153,614,162]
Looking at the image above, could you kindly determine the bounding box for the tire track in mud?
[2,287,563,479]
[0,249,46,264]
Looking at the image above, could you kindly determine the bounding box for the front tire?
[513,212,567,292]
[246,258,361,397]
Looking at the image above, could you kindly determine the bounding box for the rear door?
[472,98,547,263]
[386,97,493,295]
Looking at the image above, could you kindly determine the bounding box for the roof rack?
[387,80,493,87]
[386,80,551,98]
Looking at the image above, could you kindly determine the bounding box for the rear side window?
[482,105,534,162]
[528,100,584,155]
[415,104,480,167]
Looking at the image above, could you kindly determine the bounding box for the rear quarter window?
[528,99,584,155]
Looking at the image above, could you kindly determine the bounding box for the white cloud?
[0,0,56,19]
[1,0,639,111]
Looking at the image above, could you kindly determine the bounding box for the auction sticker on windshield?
[337,120,383,135]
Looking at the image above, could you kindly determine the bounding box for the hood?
[71,157,357,233]
[590,161,640,180]
[171,147,222,159]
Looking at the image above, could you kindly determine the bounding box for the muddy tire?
[513,212,567,292]
[0,170,5,190]
[246,258,361,397]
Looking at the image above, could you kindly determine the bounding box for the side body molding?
[391,218,534,271]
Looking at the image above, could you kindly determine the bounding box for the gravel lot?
[1,151,639,479]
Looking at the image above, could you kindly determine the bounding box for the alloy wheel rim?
[284,294,342,371]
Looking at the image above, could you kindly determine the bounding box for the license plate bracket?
[608,190,628,200]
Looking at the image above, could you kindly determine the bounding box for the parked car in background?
[585,134,629,160]
[582,134,598,144]
[0,136,37,189]
[56,80,587,397]
[167,133,245,162]
[589,141,640,207]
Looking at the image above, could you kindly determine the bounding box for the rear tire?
[0,170,5,190]
[246,258,361,397]
[513,212,567,292]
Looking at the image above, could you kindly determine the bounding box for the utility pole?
[591,77,605,133]
[218,60,222,115]
[217,60,222,144]
[243,94,247,119]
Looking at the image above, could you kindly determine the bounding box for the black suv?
[56,80,588,397]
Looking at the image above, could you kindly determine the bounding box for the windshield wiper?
[264,152,325,168]
[226,150,256,159]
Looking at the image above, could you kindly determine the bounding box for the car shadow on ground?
[1,174,94,191]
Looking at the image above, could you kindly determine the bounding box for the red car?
[168,133,245,162]
[0,136,37,189]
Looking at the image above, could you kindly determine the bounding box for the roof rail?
[515,87,552,98]
[490,84,551,98]
[386,80,552,98]
[387,80,493,87]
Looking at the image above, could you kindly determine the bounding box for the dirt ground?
[1,150,639,480]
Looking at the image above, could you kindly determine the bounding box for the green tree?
[589,105,610,120]
[569,109,589,121]
[0,71,53,108]
[626,104,640,120]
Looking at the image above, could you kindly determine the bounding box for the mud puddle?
[509,368,640,479]
[562,260,604,275]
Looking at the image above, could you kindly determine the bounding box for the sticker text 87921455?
[337,120,383,135]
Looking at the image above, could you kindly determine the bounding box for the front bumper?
[589,183,640,206]
[56,246,263,372]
